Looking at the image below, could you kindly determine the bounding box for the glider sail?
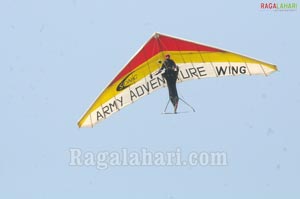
[78,33,277,127]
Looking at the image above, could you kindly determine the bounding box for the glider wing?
[78,33,277,127]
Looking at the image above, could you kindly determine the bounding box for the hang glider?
[78,32,277,128]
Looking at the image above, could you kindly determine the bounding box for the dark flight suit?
[159,59,179,107]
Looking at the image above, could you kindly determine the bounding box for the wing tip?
[77,117,95,128]
[269,64,278,72]
[77,120,83,128]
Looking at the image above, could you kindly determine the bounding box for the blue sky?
[1,0,300,198]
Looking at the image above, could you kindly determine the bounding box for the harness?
[163,59,178,79]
